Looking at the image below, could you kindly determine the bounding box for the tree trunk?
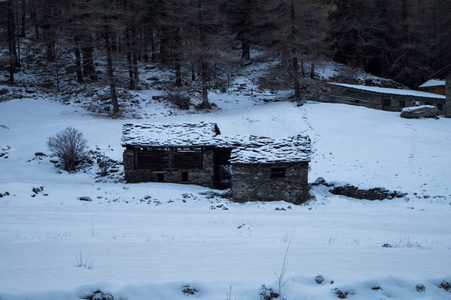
[290,0,300,99]
[310,63,315,79]
[132,27,139,85]
[159,27,170,64]
[150,29,156,63]
[126,28,136,90]
[201,61,210,108]
[241,38,251,60]
[7,0,16,83]
[198,0,211,109]
[174,27,182,87]
[82,44,97,82]
[74,36,84,83]
[105,24,119,114]
[20,0,26,38]
[29,3,39,40]
[292,56,300,99]
[191,63,196,81]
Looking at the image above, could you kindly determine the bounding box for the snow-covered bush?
[47,127,88,172]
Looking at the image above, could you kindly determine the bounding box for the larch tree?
[222,0,262,61]
[261,0,332,99]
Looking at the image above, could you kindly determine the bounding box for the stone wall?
[123,147,216,187]
[231,162,309,204]
[329,85,446,114]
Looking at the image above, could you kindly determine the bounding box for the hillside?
[1,88,451,299]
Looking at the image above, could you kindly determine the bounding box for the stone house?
[328,83,446,114]
[122,122,311,204]
[230,136,311,204]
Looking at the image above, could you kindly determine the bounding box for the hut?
[230,136,311,204]
[122,122,221,187]
[121,122,312,204]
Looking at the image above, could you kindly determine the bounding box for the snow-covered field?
[1,92,451,299]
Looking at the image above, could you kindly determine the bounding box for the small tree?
[47,127,88,172]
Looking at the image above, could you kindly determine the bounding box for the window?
[399,100,406,108]
[383,99,391,107]
[437,104,443,111]
[137,149,169,170]
[173,148,202,169]
[271,167,286,179]
[181,172,189,181]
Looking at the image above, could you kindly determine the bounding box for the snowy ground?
[1,90,451,299]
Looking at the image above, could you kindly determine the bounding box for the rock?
[400,105,439,119]
[315,275,325,284]
[312,177,327,186]
[78,196,92,202]
[416,284,426,292]
[439,280,451,292]
[35,152,47,157]
[181,285,199,296]
[334,288,354,299]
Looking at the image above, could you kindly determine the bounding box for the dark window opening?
[181,172,188,181]
[383,99,391,107]
[399,100,406,108]
[173,148,202,169]
[157,173,164,182]
[437,104,443,111]
[271,167,286,179]
[137,149,169,170]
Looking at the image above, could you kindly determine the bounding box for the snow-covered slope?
[0,93,450,299]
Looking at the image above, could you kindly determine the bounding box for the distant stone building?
[328,83,446,114]
[121,122,311,204]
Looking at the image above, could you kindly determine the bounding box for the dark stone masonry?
[231,162,309,204]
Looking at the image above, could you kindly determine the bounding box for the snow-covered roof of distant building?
[229,135,311,164]
[418,79,445,88]
[121,122,221,147]
[329,83,446,99]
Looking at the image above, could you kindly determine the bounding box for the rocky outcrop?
[400,105,439,119]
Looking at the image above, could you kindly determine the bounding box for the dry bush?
[47,127,88,172]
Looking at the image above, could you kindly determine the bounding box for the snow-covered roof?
[229,135,311,164]
[330,83,446,99]
[121,122,221,147]
[418,79,445,88]
[122,123,311,164]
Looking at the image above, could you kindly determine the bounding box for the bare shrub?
[164,90,191,110]
[47,127,88,172]
[98,159,112,176]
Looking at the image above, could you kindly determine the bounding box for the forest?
[1,0,450,112]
